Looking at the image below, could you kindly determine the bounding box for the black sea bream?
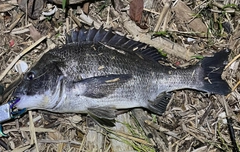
[13,27,231,119]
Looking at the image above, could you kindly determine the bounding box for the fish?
[12,26,231,121]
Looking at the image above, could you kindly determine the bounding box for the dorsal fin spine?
[67,27,167,62]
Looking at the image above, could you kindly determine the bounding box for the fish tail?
[146,49,231,115]
[199,49,231,95]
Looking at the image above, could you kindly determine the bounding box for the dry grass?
[0,0,239,151]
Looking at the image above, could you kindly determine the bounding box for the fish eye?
[26,71,35,80]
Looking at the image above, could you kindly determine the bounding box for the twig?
[85,122,106,151]
[131,109,168,151]
[0,138,10,150]
[224,53,240,70]
[4,126,56,133]
[162,10,169,31]
[66,17,70,33]
[119,13,194,60]
[198,101,213,126]
[145,120,179,139]
[222,96,239,152]
[11,145,32,152]
[192,0,208,10]
[153,1,171,32]
[104,127,153,146]
[143,8,160,15]
[78,9,101,28]
[8,12,24,32]
[212,1,235,13]
[78,133,86,152]
[38,139,81,145]
[0,36,47,81]
[28,111,39,152]
[232,81,240,92]
[226,81,240,98]
[3,24,32,34]
[226,117,239,152]
[50,0,85,5]
[113,131,153,146]
[172,134,189,147]
[69,9,82,27]
[210,9,235,13]
[108,7,194,60]
[131,109,153,138]
[106,6,110,26]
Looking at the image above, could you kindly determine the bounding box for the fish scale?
[12,27,231,120]
[50,43,158,79]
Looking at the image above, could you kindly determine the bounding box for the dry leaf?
[129,0,143,24]
[172,0,207,35]
[83,2,90,14]
[29,25,42,41]
[18,0,45,19]
[48,130,64,140]
[0,3,16,12]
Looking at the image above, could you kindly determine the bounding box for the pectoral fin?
[88,106,117,127]
[76,74,132,98]
[147,92,172,115]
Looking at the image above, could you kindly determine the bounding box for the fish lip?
[9,97,21,109]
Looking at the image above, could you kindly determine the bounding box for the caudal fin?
[200,49,231,95]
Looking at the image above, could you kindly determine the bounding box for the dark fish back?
[66,26,167,63]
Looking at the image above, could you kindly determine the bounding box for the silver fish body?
[13,27,231,117]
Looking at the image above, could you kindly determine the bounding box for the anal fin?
[147,92,172,115]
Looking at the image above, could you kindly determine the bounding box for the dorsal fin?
[66,26,167,63]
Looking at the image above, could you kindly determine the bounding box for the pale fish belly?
[52,94,145,113]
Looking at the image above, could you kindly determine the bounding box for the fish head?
[13,54,65,110]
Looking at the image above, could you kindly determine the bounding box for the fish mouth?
[8,97,21,109]
[13,94,44,110]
